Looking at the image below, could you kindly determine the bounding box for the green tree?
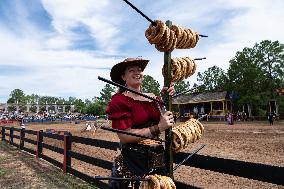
[84,101,105,115]
[98,84,116,106]
[142,75,160,95]
[197,66,227,92]
[174,80,190,94]
[7,89,25,103]
[227,40,284,116]
[254,40,284,98]
[73,98,85,113]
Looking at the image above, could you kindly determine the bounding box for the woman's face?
[122,65,144,88]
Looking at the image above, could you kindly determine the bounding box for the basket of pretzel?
[172,118,204,152]
[139,174,176,189]
[145,20,199,52]
[162,56,196,83]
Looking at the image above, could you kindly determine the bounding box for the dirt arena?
[5,119,284,189]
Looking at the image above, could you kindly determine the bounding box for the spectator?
[268,112,274,125]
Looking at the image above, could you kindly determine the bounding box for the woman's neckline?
[118,92,155,103]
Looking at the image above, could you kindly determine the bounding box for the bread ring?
[183,57,192,78]
[191,121,202,139]
[155,27,170,52]
[175,58,183,82]
[145,25,157,44]
[171,58,180,82]
[152,21,166,44]
[187,58,196,77]
[196,119,205,133]
[177,126,188,149]
[161,176,172,189]
[163,29,175,52]
[181,124,192,146]
[162,176,176,189]
[172,129,184,152]
[182,29,192,49]
[188,124,197,142]
[191,118,204,134]
[149,175,160,189]
[166,30,177,52]
[171,25,181,40]
[186,29,194,48]
[191,31,199,48]
[181,58,188,80]
[191,60,197,77]
[177,28,188,48]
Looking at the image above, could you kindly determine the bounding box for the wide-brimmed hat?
[110,58,149,85]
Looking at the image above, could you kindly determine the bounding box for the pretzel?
[186,29,194,48]
[177,28,188,48]
[182,29,192,48]
[177,126,188,148]
[181,58,188,80]
[162,176,176,189]
[171,25,181,40]
[159,176,171,189]
[181,124,193,146]
[155,27,171,52]
[139,180,149,189]
[172,129,184,152]
[191,31,199,48]
[152,21,166,44]
[139,139,161,145]
[148,175,160,189]
[183,57,192,78]
[145,25,157,44]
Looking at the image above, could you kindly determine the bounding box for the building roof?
[172,91,229,104]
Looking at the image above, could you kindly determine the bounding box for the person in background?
[106,58,175,189]
[268,112,274,125]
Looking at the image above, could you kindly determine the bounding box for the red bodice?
[106,93,161,130]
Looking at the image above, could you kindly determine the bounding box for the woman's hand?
[158,111,175,132]
[161,83,175,96]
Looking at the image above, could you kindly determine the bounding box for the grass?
[0,168,7,177]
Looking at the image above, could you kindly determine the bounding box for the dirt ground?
[2,119,284,189]
[0,141,96,189]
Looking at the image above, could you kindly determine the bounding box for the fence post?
[1,127,5,141]
[36,130,43,159]
[9,127,14,144]
[63,132,72,173]
[20,128,25,150]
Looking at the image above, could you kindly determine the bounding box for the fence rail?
[0,126,283,188]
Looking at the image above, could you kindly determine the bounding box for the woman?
[106,58,175,188]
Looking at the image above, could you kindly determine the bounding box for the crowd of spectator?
[0,110,106,124]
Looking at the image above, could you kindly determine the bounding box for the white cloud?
[41,0,124,53]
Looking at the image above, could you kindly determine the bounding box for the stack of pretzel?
[145,20,199,52]
[139,174,176,189]
[138,139,162,146]
[162,56,196,82]
[172,119,204,152]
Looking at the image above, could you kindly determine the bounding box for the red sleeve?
[105,93,132,130]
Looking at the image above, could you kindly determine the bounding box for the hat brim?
[110,59,149,85]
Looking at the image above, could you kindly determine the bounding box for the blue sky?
[0,0,283,102]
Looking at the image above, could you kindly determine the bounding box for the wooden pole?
[164,20,173,178]
[63,133,72,173]
[20,128,25,150]
[36,130,43,159]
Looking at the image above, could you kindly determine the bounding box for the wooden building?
[172,91,232,119]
